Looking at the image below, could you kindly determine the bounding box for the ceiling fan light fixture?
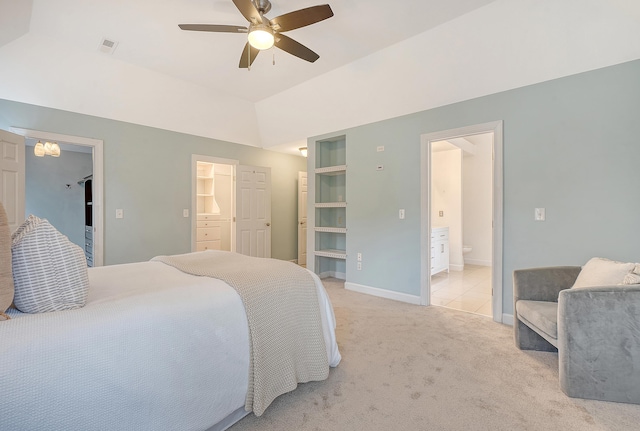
[248,24,274,50]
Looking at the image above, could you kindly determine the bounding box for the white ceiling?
[2,0,640,154]
[22,0,497,102]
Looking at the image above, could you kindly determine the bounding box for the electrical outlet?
[377,146,385,152]
[439,210,444,217]
[399,209,405,219]
[357,262,362,270]
[357,253,362,261]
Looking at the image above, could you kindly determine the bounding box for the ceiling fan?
[179,0,334,68]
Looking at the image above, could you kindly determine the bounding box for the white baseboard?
[319,271,346,280]
[464,258,492,266]
[502,314,514,326]
[345,282,421,305]
[449,264,464,272]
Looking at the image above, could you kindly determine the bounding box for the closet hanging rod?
[77,174,93,185]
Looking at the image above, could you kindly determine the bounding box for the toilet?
[462,245,472,255]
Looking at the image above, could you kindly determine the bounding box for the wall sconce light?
[299,147,308,157]
[34,141,45,157]
[34,141,61,157]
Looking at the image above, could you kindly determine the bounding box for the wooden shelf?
[315,249,347,259]
[315,165,346,175]
[314,227,347,233]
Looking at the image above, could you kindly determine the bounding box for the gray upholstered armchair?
[514,266,640,404]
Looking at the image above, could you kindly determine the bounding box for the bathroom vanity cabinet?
[431,226,450,276]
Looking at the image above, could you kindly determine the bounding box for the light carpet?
[229,278,640,430]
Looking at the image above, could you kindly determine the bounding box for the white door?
[0,130,25,232]
[297,171,308,266]
[236,165,271,258]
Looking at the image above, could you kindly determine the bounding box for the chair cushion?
[516,300,558,340]
[11,215,89,313]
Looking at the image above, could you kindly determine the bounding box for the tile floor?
[430,264,492,317]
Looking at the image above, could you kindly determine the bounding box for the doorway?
[192,156,237,254]
[191,155,272,258]
[297,171,308,267]
[420,121,504,323]
[11,128,104,266]
[25,139,94,265]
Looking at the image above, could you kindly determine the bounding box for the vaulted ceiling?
[2,0,640,154]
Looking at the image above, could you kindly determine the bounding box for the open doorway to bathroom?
[429,134,493,316]
[420,121,504,323]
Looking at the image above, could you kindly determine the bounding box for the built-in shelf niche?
[310,135,347,279]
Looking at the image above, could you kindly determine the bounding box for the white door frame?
[420,121,504,323]
[11,127,105,267]
[191,155,238,252]
[297,171,308,266]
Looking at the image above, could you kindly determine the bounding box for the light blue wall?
[310,59,640,316]
[0,101,307,264]
[25,149,92,249]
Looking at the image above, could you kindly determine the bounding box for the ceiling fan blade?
[274,34,319,63]
[269,5,333,32]
[232,0,262,24]
[179,24,248,33]
[239,42,260,68]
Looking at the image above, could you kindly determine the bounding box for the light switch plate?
[115,209,123,219]
[183,209,189,218]
[535,208,545,221]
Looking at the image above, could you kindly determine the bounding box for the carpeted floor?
[229,278,640,430]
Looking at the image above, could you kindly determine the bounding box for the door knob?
[266,222,271,226]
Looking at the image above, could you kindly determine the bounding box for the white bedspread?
[0,261,340,431]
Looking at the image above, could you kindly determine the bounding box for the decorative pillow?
[572,257,635,289]
[11,215,89,313]
[0,202,14,320]
[623,264,640,285]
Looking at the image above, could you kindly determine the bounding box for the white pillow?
[572,257,635,289]
[11,215,89,313]
[623,264,640,285]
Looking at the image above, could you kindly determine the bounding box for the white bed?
[0,260,341,431]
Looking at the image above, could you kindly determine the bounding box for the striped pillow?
[11,215,89,313]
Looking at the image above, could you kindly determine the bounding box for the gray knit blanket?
[152,251,329,416]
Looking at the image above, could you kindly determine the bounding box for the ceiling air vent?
[98,38,118,54]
